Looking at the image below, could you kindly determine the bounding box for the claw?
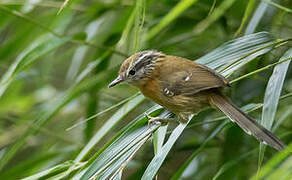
[148,117,162,127]
[144,112,152,119]
[145,113,168,127]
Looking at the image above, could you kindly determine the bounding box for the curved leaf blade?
[196,32,275,77]
[171,121,228,180]
[74,94,145,163]
[146,0,198,40]
[80,107,163,179]
[141,117,192,180]
[0,68,117,171]
[0,34,69,98]
[258,48,292,169]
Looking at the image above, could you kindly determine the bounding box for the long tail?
[209,92,285,151]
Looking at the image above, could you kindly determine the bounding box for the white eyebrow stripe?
[136,51,153,65]
[130,51,154,72]
[127,51,153,75]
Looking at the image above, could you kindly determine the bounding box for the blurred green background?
[0,0,291,179]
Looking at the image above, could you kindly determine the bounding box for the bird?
[108,50,285,151]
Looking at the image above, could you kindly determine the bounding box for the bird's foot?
[145,113,177,127]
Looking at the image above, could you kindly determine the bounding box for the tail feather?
[209,92,285,151]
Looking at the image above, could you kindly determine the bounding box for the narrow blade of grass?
[171,121,228,180]
[67,106,163,179]
[57,0,70,14]
[266,156,292,179]
[171,103,261,179]
[262,0,292,13]
[21,161,83,180]
[141,117,192,180]
[192,0,236,35]
[197,32,276,77]
[245,0,271,35]
[66,11,119,84]
[0,34,69,98]
[261,48,292,130]
[97,134,151,180]
[146,0,199,40]
[79,109,163,179]
[153,123,168,155]
[132,0,145,53]
[73,94,145,163]
[251,142,292,180]
[0,68,118,171]
[234,0,256,37]
[258,48,292,170]
[212,150,256,180]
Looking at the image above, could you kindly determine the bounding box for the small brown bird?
[109,50,285,151]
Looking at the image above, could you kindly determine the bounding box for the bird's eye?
[129,69,136,75]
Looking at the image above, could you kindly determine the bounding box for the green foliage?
[0,0,291,179]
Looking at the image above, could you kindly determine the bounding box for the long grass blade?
[197,32,276,76]
[192,0,236,35]
[146,0,199,40]
[73,95,145,163]
[258,48,292,170]
[0,34,69,98]
[142,117,192,180]
[0,68,117,171]
[251,142,292,180]
[21,161,84,180]
[57,0,70,14]
[79,108,163,179]
[234,0,256,37]
[171,121,228,180]
[245,0,271,35]
[212,150,256,180]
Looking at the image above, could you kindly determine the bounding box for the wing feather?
[159,56,229,96]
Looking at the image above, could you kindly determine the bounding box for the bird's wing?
[159,57,229,96]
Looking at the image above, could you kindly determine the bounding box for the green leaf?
[212,150,255,180]
[146,0,199,40]
[0,34,69,98]
[192,0,236,35]
[258,48,292,169]
[73,94,145,163]
[1,152,61,179]
[132,0,145,53]
[0,68,117,171]
[197,32,276,77]
[142,117,192,180]
[261,48,292,130]
[153,124,168,155]
[79,106,163,179]
[245,0,271,34]
[66,11,119,83]
[262,0,292,13]
[234,0,256,37]
[97,134,149,180]
[21,161,79,180]
[171,121,228,180]
[251,142,292,180]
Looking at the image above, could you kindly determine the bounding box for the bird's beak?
[108,75,124,88]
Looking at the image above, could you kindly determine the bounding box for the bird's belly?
[161,93,210,114]
[140,85,209,114]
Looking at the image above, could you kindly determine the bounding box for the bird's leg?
[145,113,179,127]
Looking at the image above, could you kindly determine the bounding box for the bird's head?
[109,50,165,87]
